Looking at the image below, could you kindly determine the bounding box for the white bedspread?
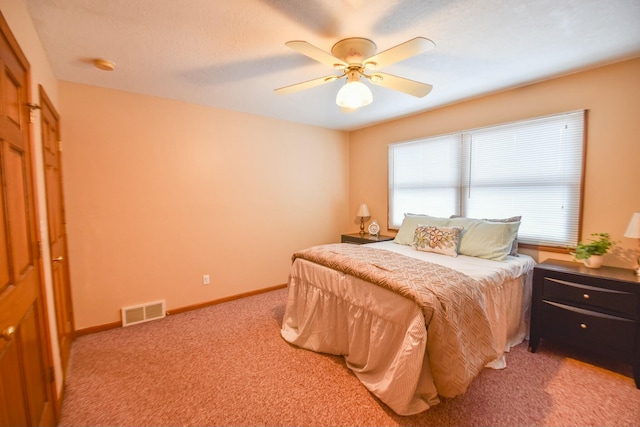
[280,241,535,415]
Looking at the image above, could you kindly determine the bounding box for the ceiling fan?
[274,37,435,110]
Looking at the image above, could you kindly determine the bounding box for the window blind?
[388,110,585,248]
[389,133,461,226]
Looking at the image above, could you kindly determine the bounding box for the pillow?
[412,225,463,257]
[447,217,520,261]
[451,215,521,256]
[484,216,521,256]
[394,213,450,246]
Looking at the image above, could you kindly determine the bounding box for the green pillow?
[451,215,521,256]
[394,213,450,246]
[447,217,520,261]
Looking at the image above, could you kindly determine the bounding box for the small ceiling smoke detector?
[93,59,116,71]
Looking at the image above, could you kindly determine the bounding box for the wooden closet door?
[0,13,56,427]
[40,86,74,379]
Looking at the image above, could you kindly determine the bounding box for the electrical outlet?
[202,274,210,286]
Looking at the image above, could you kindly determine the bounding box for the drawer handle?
[580,323,587,329]
[582,293,590,299]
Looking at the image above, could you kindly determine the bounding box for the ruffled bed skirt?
[281,258,438,414]
[280,257,531,415]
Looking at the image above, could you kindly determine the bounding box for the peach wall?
[349,58,640,269]
[59,82,349,329]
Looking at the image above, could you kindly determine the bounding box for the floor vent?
[121,300,166,327]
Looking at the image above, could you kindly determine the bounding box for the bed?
[280,214,536,415]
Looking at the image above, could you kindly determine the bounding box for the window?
[388,111,585,248]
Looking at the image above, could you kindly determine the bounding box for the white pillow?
[394,213,450,246]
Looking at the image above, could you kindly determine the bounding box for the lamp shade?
[624,212,640,238]
[336,80,373,109]
[357,204,370,218]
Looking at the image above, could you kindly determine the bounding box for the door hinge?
[36,241,43,259]
[27,103,40,124]
[58,140,62,152]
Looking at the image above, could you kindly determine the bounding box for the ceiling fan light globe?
[336,81,373,109]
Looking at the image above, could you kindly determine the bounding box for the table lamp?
[357,204,370,235]
[624,212,640,275]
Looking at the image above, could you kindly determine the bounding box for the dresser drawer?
[542,277,638,319]
[541,301,636,359]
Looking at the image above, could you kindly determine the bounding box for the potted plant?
[572,232,616,268]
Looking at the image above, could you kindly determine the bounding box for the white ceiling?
[25,0,640,131]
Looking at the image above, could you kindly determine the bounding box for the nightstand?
[529,259,640,388]
[341,233,394,245]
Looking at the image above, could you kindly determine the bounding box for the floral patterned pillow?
[412,225,463,257]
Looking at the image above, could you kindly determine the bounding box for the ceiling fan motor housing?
[331,38,377,66]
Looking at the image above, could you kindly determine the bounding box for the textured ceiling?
[25,0,640,131]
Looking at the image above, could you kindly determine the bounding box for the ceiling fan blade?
[285,40,347,69]
[363,37,435,69]
[274,75,339,95]
[369,72,433,98]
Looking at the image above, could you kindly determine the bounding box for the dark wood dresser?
[529,259,640,388]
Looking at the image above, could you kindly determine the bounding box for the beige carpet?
[59,288,640,426]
